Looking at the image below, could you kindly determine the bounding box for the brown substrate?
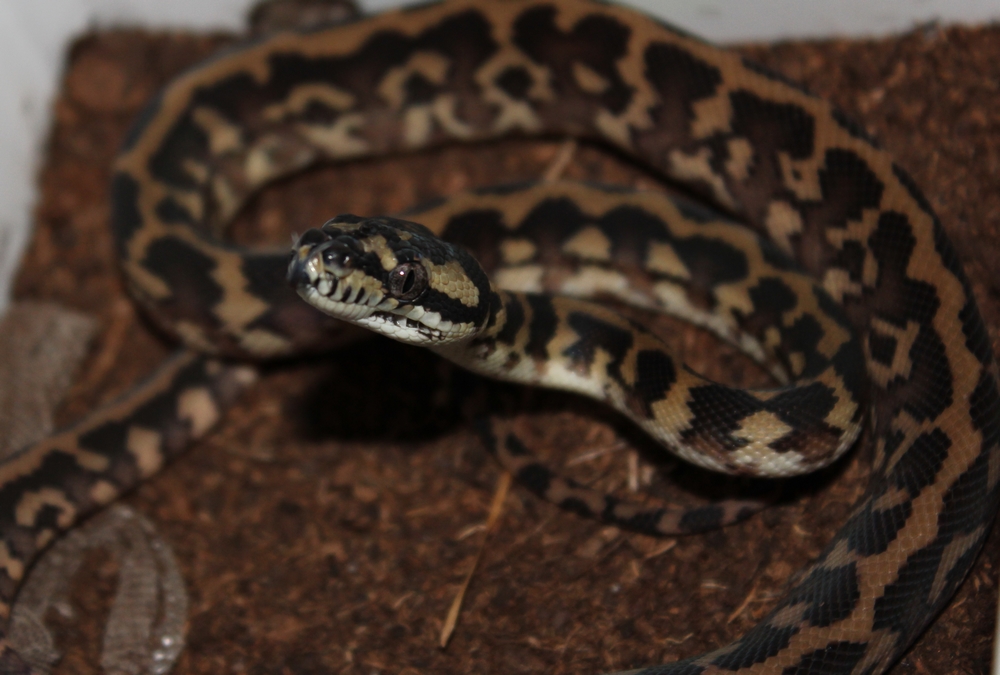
[12,15,1000,675]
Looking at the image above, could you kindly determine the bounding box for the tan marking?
[35,528,55,550]
[262,82,356,121]
[730,411,793,447]
[572,62,610,94]
[929,525,986,604]
[475,46,552,134]
[500,238,537,265]
[645,241,691,280]
[16,488,76,529]
[178,387,220,438]
[427,260,480,307]
[0,542,24,582]
[74,450,110,473]
[821,267,862,303]
[239,329,294,356]
[402,105,434,147]
[562,225,611,261]
[174,321,219,354]
[432,94,474,139]
[689,92,734,140]
[181,158,210,185]
[123,261,173,301]
[594,108,633,148]
[871,484,911,513]
[668,147,735,210]
[820,538,860,569]
[866,318,921,388]
[559,266,630,300]
[494,265,544,293]
[89,480,120,506]
[764,200,803,256]
[127,426,164,478]
[765,602,810,630]
[191,107,243,156]
[713,283,755,317]
[787,351,806,376]
[245,134,317,187]
[204,175,241,226]
[378,51,450,109]
[299,114,370,158]
[724,137,754,182]
[778,153,823,201]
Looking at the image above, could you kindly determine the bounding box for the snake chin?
[296,283,458,344]
[357,310,453,344]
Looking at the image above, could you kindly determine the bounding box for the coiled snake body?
[1,1,997,673]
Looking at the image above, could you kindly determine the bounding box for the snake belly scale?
[0,1,997,674]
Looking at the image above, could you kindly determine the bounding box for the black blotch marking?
[678,504,724,532]
[670,235,750,292]
[631,349,677,414]
[782,563,861,627]
[889,429,950,497]
[802,150,885,237]
[404,72,438,104]
[495,292,525,345]
[866,211,940,326]
[901,326,953,423]
[729,90,815,160]
[867,332,897,367]
[440,208,508,273]
[512,197,590,266]
[512,6,633,114]
[765,382,837,434]
[595,205,671,268]
[496,66,533,99]
[683,385,762,451]
[561,313,675,414]
[142,236,225,322]
[781,641,869,675]
[836,240,867,284]
[147,107,215,190]
[844,499,911,557]
[111,172,143,255]
[524,295,558,361]
[672,195,725,223]
[709,624,799,670]
[155,196,197,226]
[644,42,722,113]
[562,311,633,380]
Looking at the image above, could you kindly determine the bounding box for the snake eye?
[388,262,427,302]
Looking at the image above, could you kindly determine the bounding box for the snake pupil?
[389,262,427,301]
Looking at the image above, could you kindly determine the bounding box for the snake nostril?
[295,227,331,248]
[321,241,356,269]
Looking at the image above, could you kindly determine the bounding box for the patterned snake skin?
[0,1,997,673]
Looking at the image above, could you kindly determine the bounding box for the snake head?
[288,214,492,345]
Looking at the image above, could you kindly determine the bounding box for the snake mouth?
[289,247,460,344]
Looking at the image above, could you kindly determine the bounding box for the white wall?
[0,0,998,315]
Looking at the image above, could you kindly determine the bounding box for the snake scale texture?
[0,1,997,673]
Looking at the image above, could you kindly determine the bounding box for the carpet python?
[1,0,998,673]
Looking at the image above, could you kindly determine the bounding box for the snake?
[0,0,996,673]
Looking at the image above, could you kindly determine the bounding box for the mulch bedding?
[10,11,1000,675]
